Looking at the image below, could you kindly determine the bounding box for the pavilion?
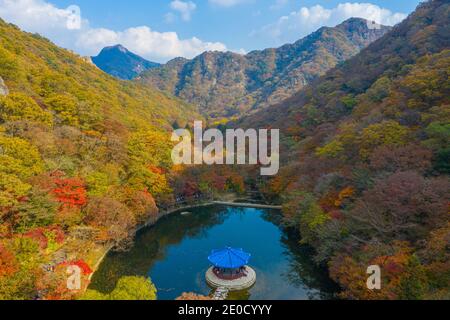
[205,247,256,291]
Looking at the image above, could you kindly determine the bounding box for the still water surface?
[89,205,337,300]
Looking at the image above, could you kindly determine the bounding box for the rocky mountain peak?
[92,44,160,80]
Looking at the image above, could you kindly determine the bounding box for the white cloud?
[208,0,249,8]
[77,26,227,62]
[270,0,289,11]
[164,12,176,24]
[0,0,228,62]
[170,0,196,22]
[253,2,407,44]
[0,0,84,31]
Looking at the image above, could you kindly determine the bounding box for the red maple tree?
[52,177,87,208]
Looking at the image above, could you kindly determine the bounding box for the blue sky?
[0,0,422,62]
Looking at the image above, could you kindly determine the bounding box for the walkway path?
[212,201,282,209]
[212,287,229,300]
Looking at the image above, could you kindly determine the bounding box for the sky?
[0,0,422,63]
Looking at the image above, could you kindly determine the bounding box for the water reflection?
[89,205,337,300]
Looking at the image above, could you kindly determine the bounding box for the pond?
[89,205,338,300]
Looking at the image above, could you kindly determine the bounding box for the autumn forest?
[0,0,449,301]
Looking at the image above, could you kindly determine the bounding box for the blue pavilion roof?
[208,247,251,269]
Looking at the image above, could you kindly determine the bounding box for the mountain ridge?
[140,18,391,119]
[240,0,450,130]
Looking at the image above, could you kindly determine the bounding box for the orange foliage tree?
[52,176,87,208]
[0,243,18,277]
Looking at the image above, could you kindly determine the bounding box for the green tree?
[0,46,20,79]
[360,121,409,159]
[80,289,109,300]
[425,122,450,148]
[44,94,79,126]
[81,276,157,301]
[398,255,429,300]
[340,94,358,110]
[127,129,173,169]
[85,171,110,196]
[0,237,41,300]
[424,121,450,172]
[13,187,58,232]
[0,172,31,208]
[282,191,329,244]
[109,276,157,300]
[0,134,44,178]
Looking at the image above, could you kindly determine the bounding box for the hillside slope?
[243,1,449,130]
[0,18,199,300]
[140,18,390,119]
[238,0,450,299]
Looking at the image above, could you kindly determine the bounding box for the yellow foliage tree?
[0,93,53,126]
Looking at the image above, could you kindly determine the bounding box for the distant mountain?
[140,18,390,119]
[92,45,160,80]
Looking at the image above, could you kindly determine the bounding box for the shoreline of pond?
[86,203,339,300]
[87,199,283,285]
